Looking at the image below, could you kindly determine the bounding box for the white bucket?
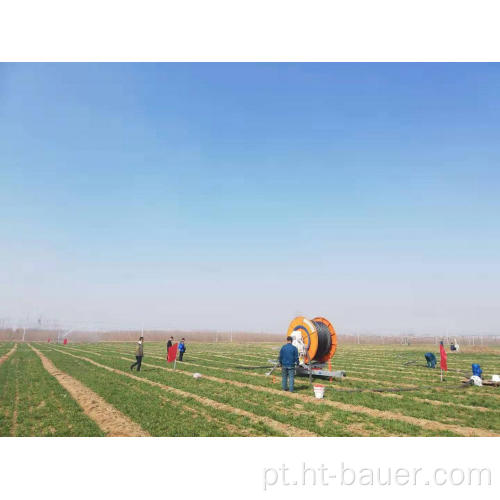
[313,385,325,399]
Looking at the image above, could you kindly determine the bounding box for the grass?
[1,341,499,436]
[0,342,14,356]
[0,344,104,436]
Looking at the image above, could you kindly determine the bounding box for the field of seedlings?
[1,340,499,437]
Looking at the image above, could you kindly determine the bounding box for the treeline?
[1,329,499,345]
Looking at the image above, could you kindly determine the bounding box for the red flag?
[439,342,448,371]
[167,343,178,363]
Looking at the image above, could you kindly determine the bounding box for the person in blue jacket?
[424,352,437,368]
[472,363,482,378]
[279,336,299,392]
[178,338,186,361]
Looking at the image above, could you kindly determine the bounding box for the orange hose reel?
[287,316,337,364]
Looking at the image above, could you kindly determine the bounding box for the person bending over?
[424,352,436,368]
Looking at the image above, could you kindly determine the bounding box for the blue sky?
[1,63,499,334]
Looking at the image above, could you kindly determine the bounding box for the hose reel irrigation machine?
[270,316,346,382]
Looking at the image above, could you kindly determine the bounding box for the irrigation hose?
[402,360,472,378]
[311,319,332,360]
[234,365,277,370]
[324,383,472,394]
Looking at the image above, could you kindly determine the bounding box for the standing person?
[178,338,186,361]
[279,336,299,392]
[167,336,174,354]
[130,336,144,371]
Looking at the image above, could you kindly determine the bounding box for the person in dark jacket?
[167,336,173,354]
[178,338,186,361]
[279,336,299,392]
[130,336,144,371]
[424,352,436,368]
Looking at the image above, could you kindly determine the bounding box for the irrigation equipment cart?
[269,315,347,383]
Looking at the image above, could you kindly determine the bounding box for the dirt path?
[411,397,491,412]
[49,348,317,437]
[0,344,17,366]
[30,345,149,437]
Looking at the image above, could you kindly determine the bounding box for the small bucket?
[313,384,325,399]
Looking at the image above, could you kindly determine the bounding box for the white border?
[1,0,500,61]
[1,438,498,499]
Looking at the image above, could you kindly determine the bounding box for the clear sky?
[1,63,499,334]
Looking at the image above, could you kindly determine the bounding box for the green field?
[1,341,499,436]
